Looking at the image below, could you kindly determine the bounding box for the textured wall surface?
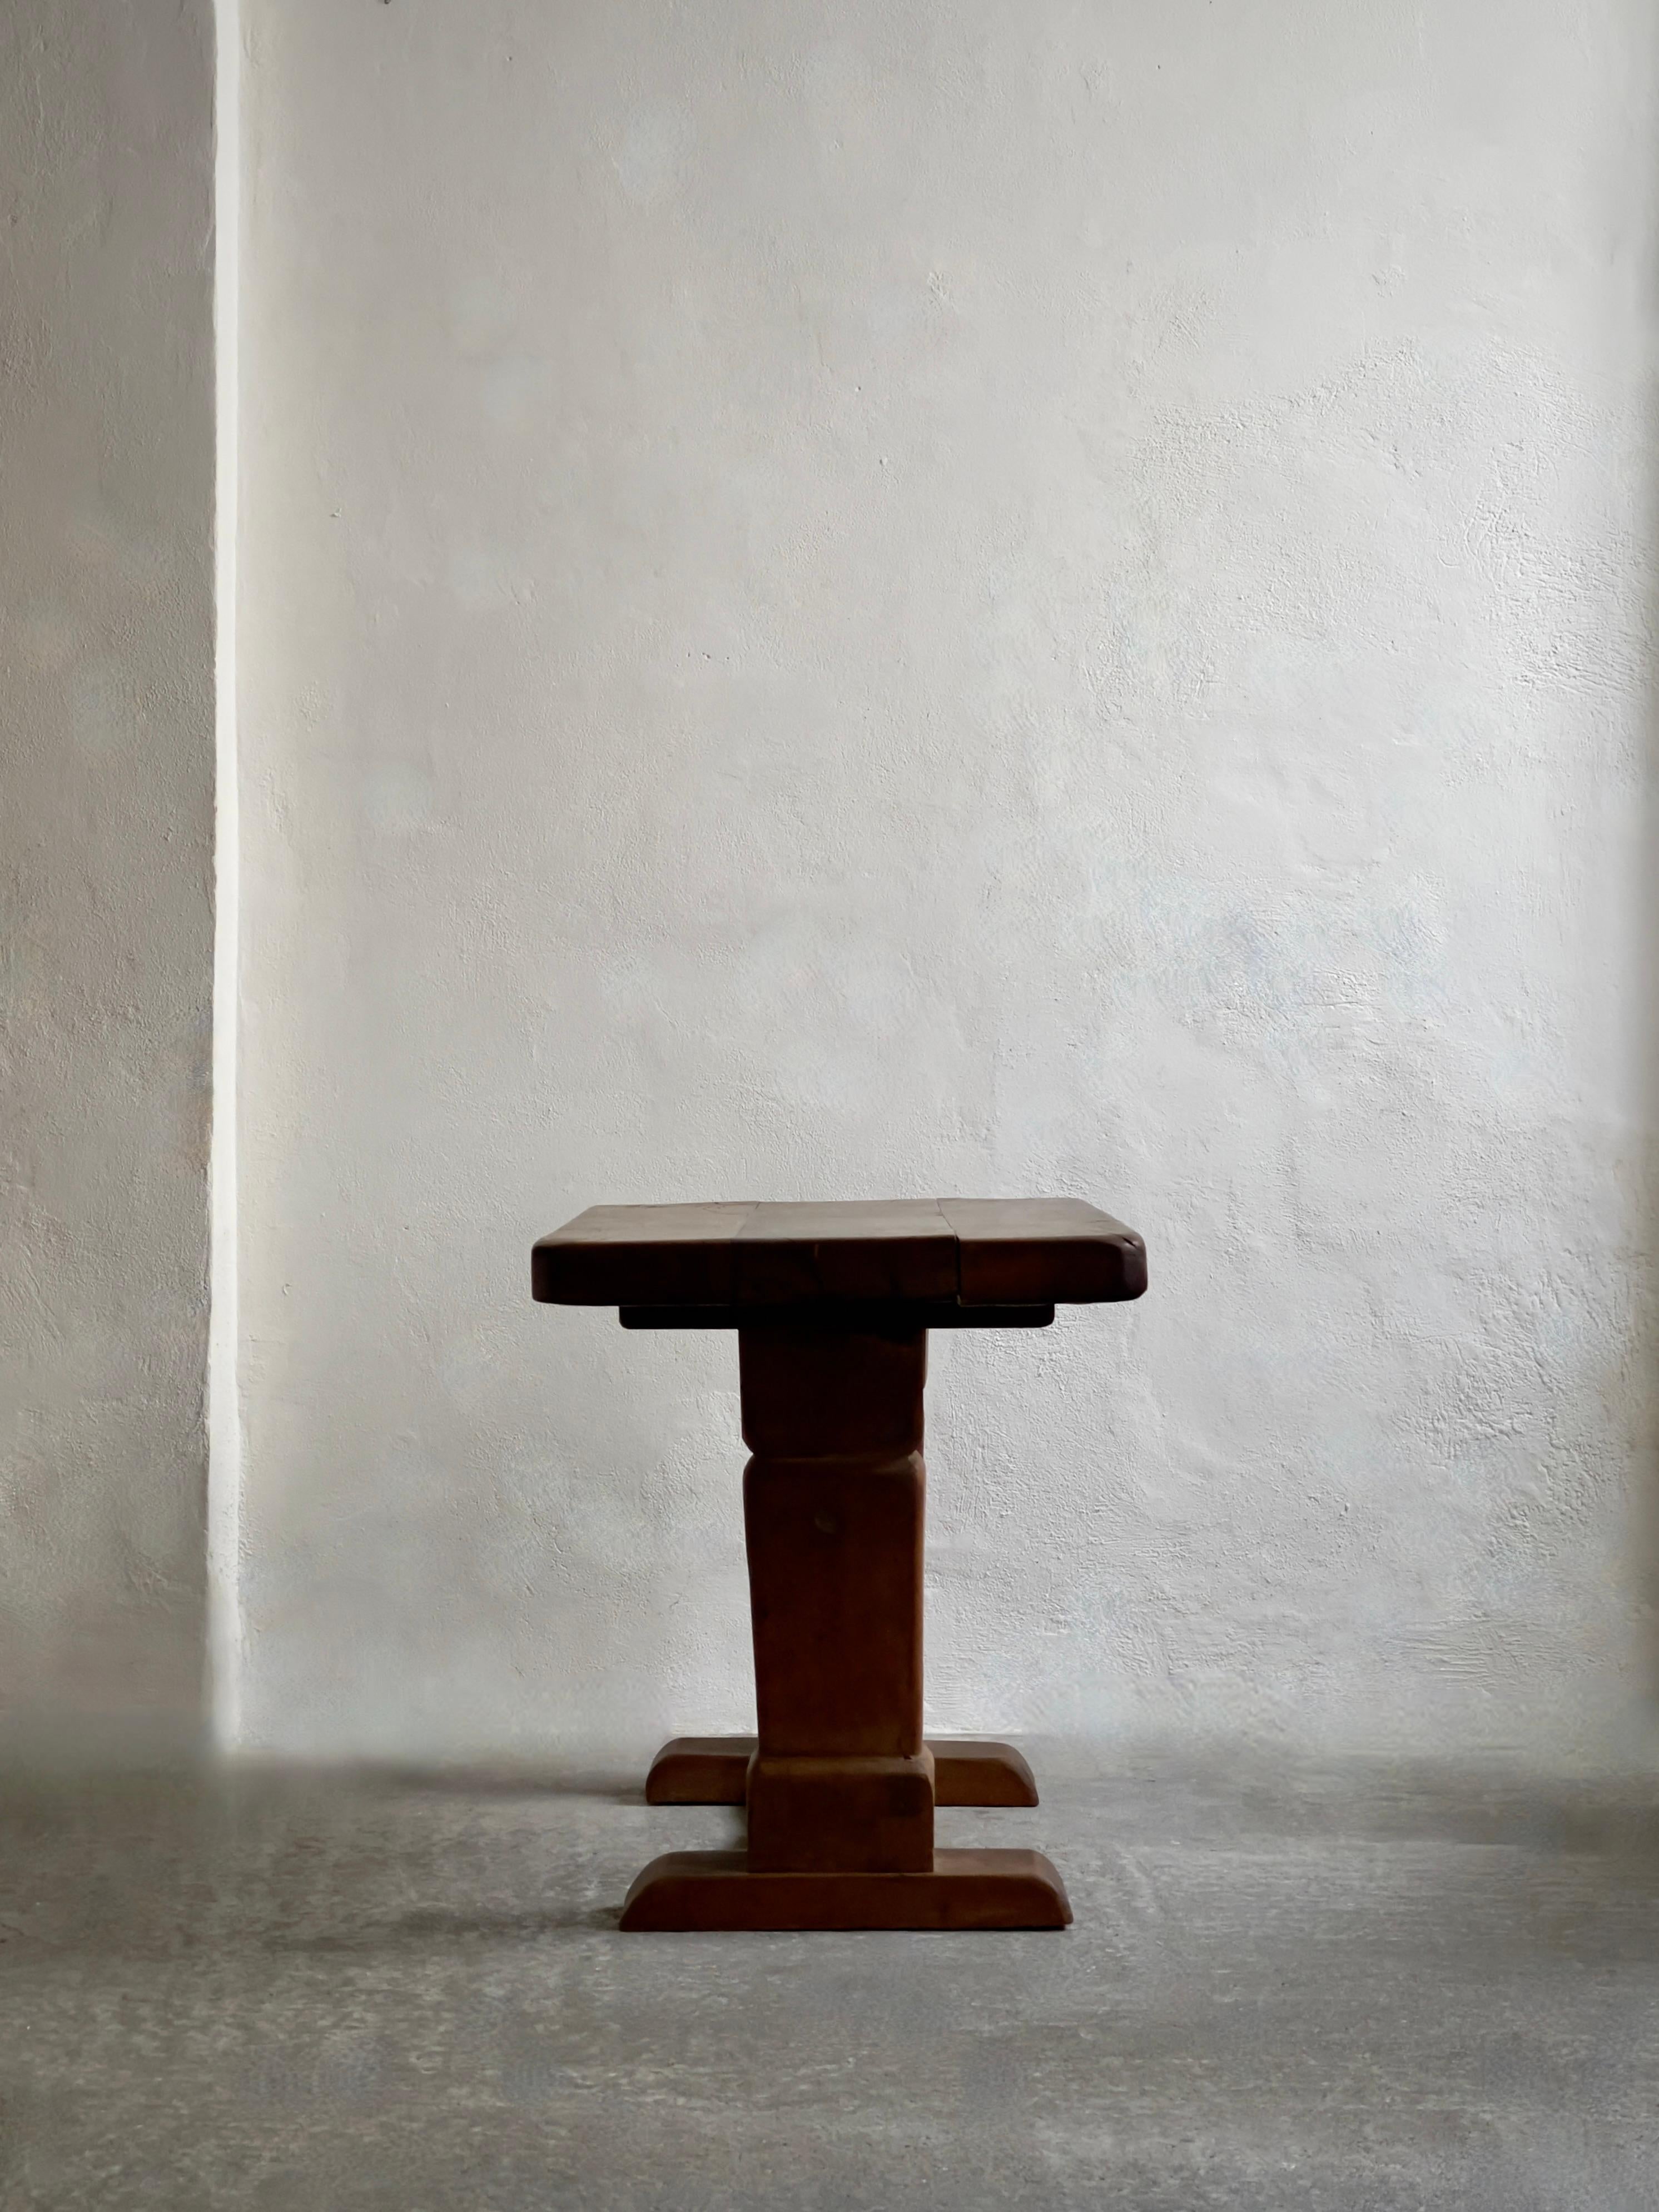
[1,1,216,1746]
[240,0,1659,1765]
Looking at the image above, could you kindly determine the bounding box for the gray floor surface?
[3,1751,1657,2210]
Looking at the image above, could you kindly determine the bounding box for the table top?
[532,1197,1146,1315]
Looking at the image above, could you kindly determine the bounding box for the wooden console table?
[532,1197,1146,1930]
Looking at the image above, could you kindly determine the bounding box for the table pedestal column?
[620,1320,1071,1931]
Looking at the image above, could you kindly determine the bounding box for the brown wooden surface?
[746,1751,935,1873]
[645,1736,1039,1808]
[619,1301,1056,1331]
[739,1323,926,1458]
[619,1848,1072,1931]
[930,1739,1041,1807]
[644,1738,751,1804]
[939,1196,1148,1305]
[736,1199,957,1305]
[741,1329,926,1762]
[533,1196,1145,1311]
[530,1201,752,1308]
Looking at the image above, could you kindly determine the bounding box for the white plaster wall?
[1,1,216,1749]
[240,0,1659,1767]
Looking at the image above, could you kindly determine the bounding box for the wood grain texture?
[618,1848,1072,1931]
[534,1196,1146,1311]
[938,1196,1148,1305]
[644,1738,752,1805]
[645,1736,1039,1808]
[734,1199,957,1304]
[743,1454,926,1756]
[740,1329,926,1762]
[928,1739,1040,1807]
[746,1750,935,1873]
[531,1202,755,1306]
[738,1324,926,1457]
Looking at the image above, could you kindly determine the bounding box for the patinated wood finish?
[533,1196,1146,1310]
[532,1197,1146,1931]
[642,1736,1041,1807]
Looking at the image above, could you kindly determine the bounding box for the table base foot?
[930,1739,1041,1808]
[643,1737,752,1805]
[619,1847,1071,1931]
[644,1736,1039,1807]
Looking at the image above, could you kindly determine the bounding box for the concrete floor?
[3,1753,1657,2210]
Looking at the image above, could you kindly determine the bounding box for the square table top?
[532,1197,1145,1313]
